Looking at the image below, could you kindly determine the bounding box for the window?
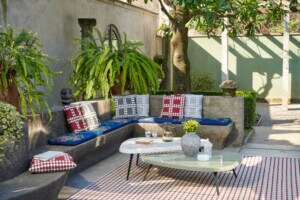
[104,24,121,49]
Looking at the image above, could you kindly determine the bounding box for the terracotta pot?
[222,88,237,97]
[0,68,20,111]
[110,73,131,96]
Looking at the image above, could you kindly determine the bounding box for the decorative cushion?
[48,131,97,146]
[29,154,76,173]
[64,105,87,133]
[160,94,185,119]
[114,95,137,118]
[80,103,100,130]
[184,94,203,118]
[136,94,150,117]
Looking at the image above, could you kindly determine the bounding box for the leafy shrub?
[191,90,223,96]
[236,91,256,129]
[0,101,22,161]
[191,72,215,91]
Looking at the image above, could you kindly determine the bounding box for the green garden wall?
[188,35,300,101]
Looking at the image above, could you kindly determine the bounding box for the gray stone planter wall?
[0,123,29,182]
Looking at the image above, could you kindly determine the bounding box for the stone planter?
[181,132,201,157]
[222,88,237,97]
[0,123,29,182]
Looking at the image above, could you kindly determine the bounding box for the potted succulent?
[181,120,201,157]
[219,80,239,97]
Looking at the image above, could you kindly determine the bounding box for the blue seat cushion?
[198,118,232,126]
[48,131,97,146]
[137,117,184,124]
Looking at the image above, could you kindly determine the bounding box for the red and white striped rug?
[68,156,300,200]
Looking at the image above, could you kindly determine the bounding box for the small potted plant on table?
[181,120,201,157]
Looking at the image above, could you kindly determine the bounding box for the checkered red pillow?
[29,154,76,173]
[160,94,185,119]
[64,105,87,133]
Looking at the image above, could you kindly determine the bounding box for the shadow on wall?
[188,35,300,100]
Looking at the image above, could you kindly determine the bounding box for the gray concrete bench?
[0,171,68,200]
[25,95,243,172]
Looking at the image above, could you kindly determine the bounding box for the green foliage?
[71,28,163,100]
[236,90,256,129]
[153,55,164,65]
[270,13,300,33]
[0,101,22,161]
[191,90,223,96]
[182,120,199,133]
[191,72,215,91]
[157,21,172,38]
[0,26,57,119]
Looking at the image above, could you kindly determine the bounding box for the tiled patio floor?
[58,103,300,200]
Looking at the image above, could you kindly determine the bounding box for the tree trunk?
[171,7,191,93]
[160,37,170,89]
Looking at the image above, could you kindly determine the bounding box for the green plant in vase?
[182,120,199,133]
[181,120,201,157]
[0,25,57,119]
[71,28,164,100]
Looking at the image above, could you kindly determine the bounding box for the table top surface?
[119,137,182,154]
[142,152,242,172]
[119,137,211,154]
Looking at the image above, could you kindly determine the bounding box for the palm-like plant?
[0,26,56,118]
[71,28,163,100]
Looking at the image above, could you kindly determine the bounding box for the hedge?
[157,89,257,128]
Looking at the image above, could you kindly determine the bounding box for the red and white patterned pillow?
[29,154,76,173]
[64,105,87,133]
[160,94,185,119]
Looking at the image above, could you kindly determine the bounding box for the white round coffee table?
[119,137,182,180]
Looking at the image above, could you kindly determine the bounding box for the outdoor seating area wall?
[149,95,244,147]
[27,99,112,152]
[28,95,244,154]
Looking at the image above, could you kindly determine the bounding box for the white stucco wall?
[1,0,160,109]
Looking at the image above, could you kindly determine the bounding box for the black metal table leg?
[126,154,133,180]
[213,172,220,195]
[143,164,152,181]
[232,169,237,178]
[136,154,140,166]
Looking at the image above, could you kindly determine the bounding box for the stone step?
[244,143,300,151]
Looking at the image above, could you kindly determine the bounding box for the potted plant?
[71,28,164,100]
[0,26,57,118]
[0,101,29,181]
[219,80,239,97]
[181,120,201,157]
